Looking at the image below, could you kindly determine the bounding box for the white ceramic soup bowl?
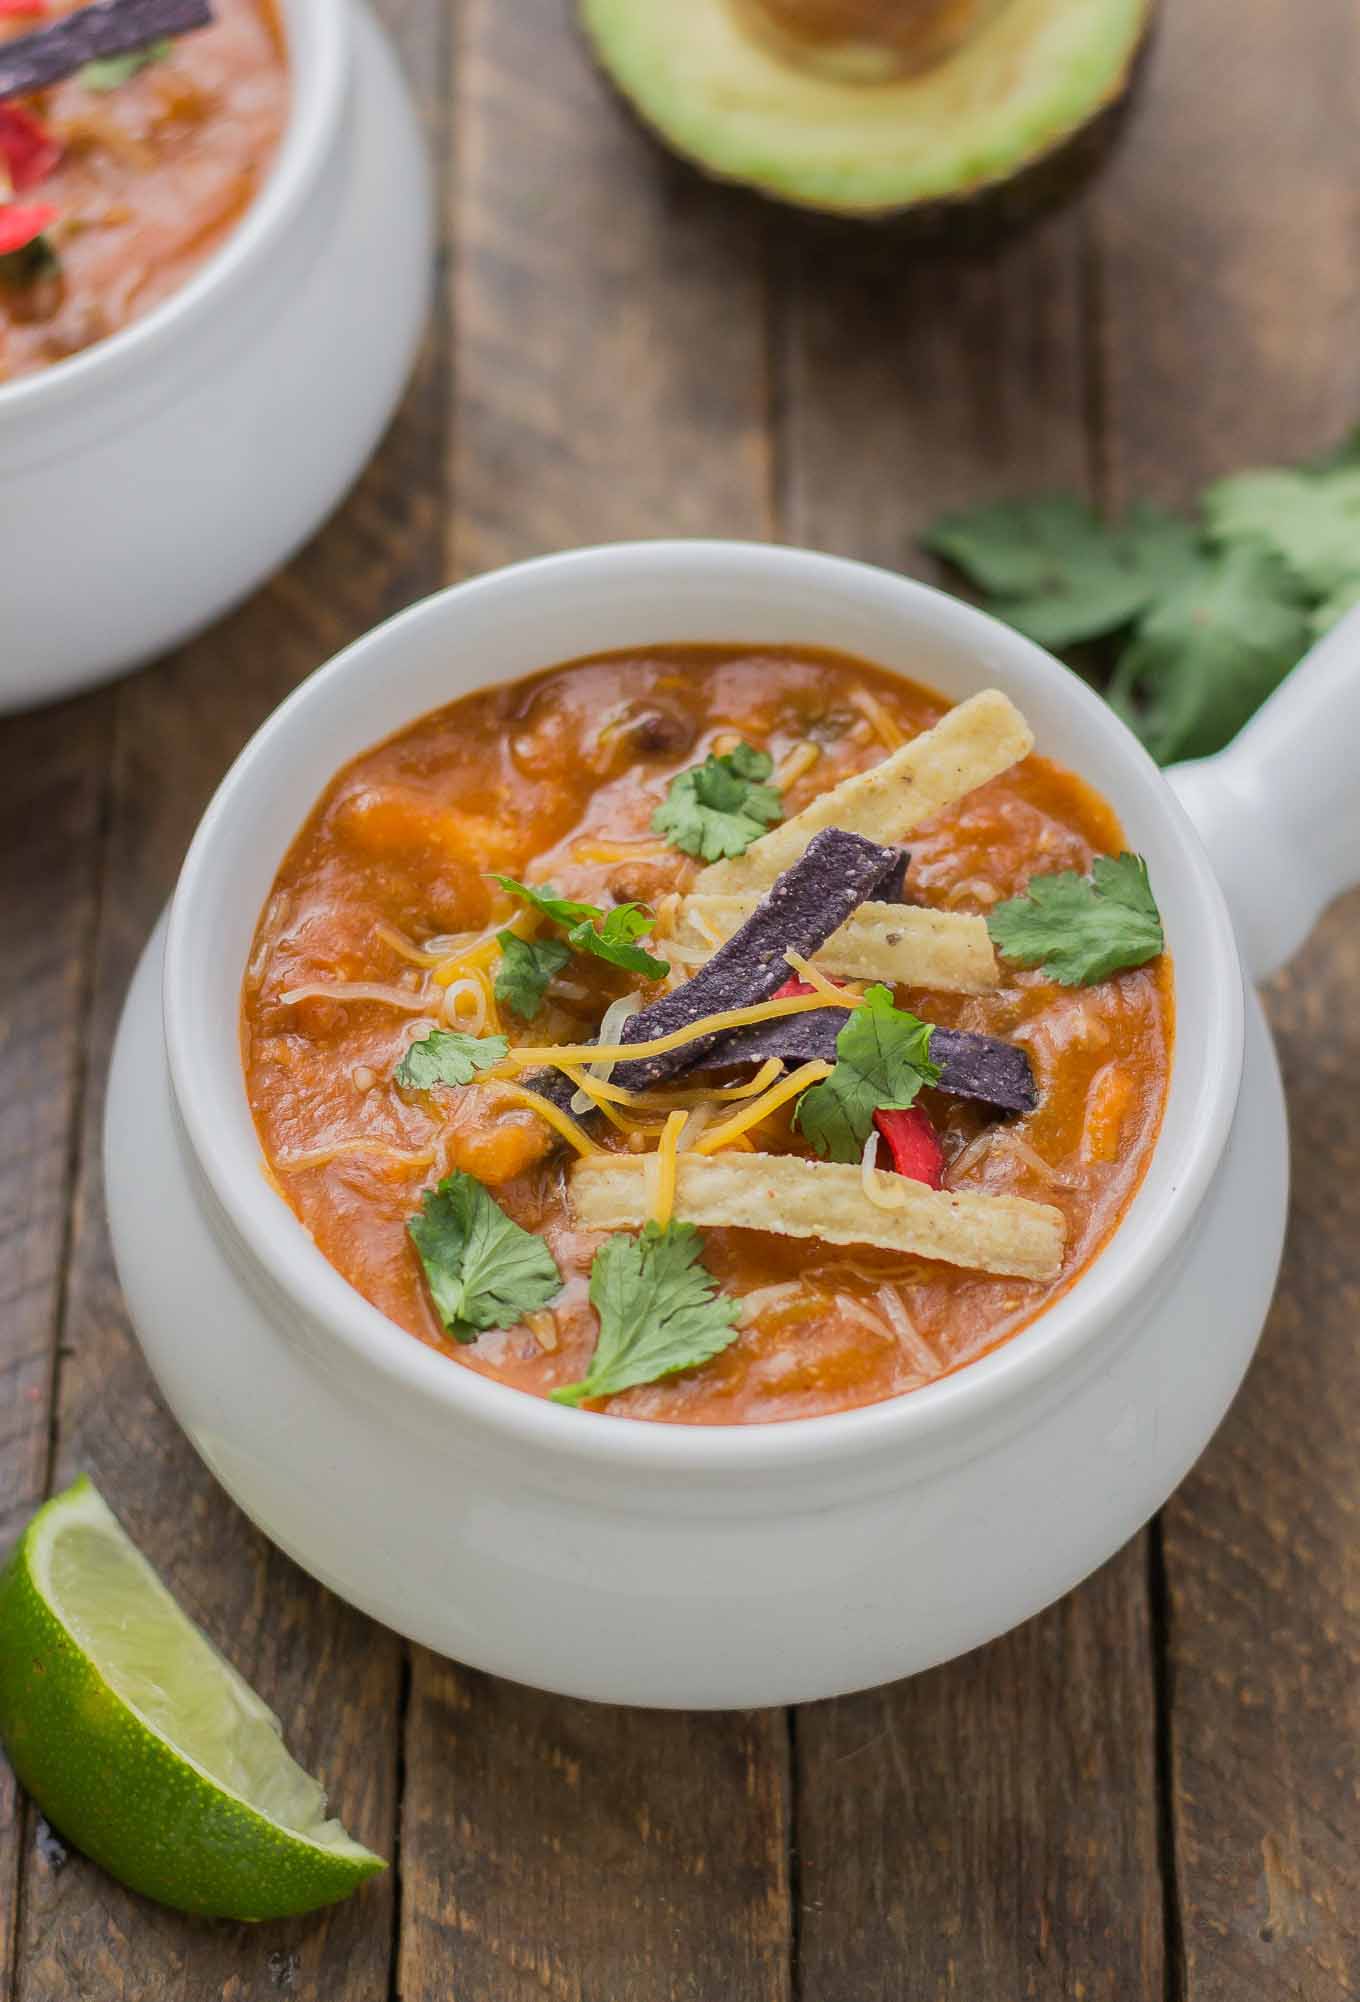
[0,0,431,714]
[106,543,1360,1708]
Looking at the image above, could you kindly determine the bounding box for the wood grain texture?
[1094,4,1360,1994]
[0,697,109,1997]
[9,0,450,1989]
[397,7,791,2000]
[777,178,1165,2002]
[449,0,772,580]
[1095,0,1360,502]
[795,1549,1163,2002]
[775,206,1095,565]
[402,1662,791,2002]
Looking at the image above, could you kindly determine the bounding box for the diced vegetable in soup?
[242,647,1174,1425]
[0,0,287,381]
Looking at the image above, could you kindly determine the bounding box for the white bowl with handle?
[104,543,1360,1707]
[0,0,431,714]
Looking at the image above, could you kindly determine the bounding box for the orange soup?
[1,0,287,381]
[242,648,1173,1425]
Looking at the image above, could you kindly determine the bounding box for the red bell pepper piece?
[0,200,56,254]
[776,974,944,1187]
[0,103,62,193]
[0,1,50,15]
[873,1106,945,1189]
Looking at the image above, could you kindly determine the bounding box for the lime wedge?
[0,1477,385,1919]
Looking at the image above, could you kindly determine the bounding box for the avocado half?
[579,0,1155,223]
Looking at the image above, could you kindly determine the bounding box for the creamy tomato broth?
[0,0,287,381]
[242,647,1173,1424]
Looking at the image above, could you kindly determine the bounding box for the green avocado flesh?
[579,0,1152,217]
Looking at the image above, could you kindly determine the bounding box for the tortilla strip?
[704,1009,1038,1115]
[674,896,999,994]
[0,0,213,101]
[571,1153,1066,1281]
[521,828,898,1113]
[696,690,1035,894]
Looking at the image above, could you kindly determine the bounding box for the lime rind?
[0,1477,384,1920]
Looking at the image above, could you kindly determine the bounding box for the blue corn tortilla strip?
[0,0,212,101]
[876,847,911,903]
[612,827,901,1091]
[704,1010,1038,1116]
[521,828,901,1113]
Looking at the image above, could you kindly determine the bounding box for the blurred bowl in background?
[0,0,432,715]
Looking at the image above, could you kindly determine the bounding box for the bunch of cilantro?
[922,429,1360,765]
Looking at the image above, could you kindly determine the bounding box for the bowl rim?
[163,540,1246,1476]
[0,0,346,419]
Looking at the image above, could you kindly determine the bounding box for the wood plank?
[402,1663,791,2001]
[10,1,451,1992]
[778,207,1167,1997]
[449,0,772,579]
[1095,0,1360,505]
[0,696,110,1995]
[1159,905,1360,2001]
[795,1549,1163,2002]
[1095,4,1360,1990]
[775,208,1094,567]
[397,6,791,1999]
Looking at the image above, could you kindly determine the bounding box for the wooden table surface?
[3,1,1359,1996]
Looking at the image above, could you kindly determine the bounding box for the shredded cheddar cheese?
[851,688,907,751]
[774,740,821,789]
[277,1139,437,1173]
[782,949,853,1004]
[651,1111,689,1226]
[557,1065,669,1136]
[572,837,672,865]
[694,1060,833,1156]
[496,1084,602,1158]
[496,989,859,1075]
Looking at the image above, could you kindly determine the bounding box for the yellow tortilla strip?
[571,1153,1066,1282]
[695,689,1035,893]
[673,896,999,993]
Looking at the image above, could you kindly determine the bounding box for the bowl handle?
[1166,605,1360,980]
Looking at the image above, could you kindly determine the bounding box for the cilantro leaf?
[1107,544,1312,764]
[1204,463,1360,600]
[494,931,571,1022]
[395,1029,508,1090]
[923,497,1199,649]
[794,986,942,1165]
[80,38,171,89]
[988,853,1164,987]
[409,1172,562,1345]
[493,876,669,979]
[651,742,783,861]
[551,1222,741,1407]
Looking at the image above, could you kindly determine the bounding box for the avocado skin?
[577,2,1156,244]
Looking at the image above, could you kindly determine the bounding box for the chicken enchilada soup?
[0,0,287,382]
[242,647,1173,1425]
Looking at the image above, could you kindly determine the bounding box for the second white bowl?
[0,0,431,714]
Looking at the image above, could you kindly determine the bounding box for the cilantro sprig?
[794,986,942,1165]
[922,427,1360,765]
[494,931,572,1022]
[493,877,669,980]
[395,1029,507,1090]
[409,1172,562,1344]
[552,1222,741,1408]
[651,742,782,861]
[988,853,1164,987]
[80,38,171,89]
